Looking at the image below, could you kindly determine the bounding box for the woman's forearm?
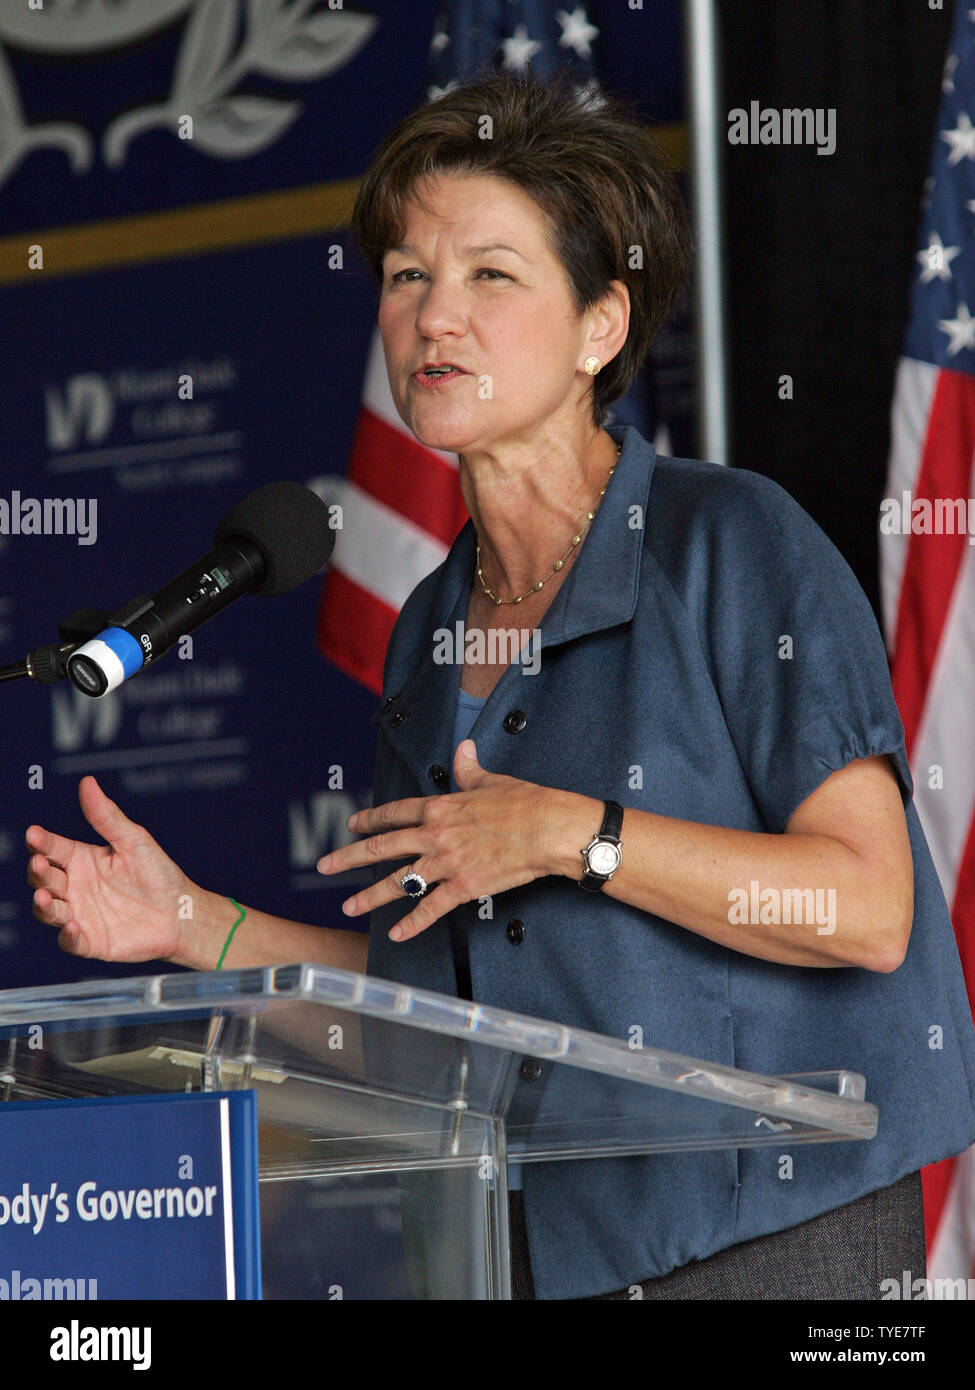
[546,791,908,973]
[172,887,370,974]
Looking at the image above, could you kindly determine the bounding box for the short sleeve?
[680,468,914,834]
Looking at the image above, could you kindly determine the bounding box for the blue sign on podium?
[0,1092,261,1300]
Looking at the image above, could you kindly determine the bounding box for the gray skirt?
[508,1170,926,1300]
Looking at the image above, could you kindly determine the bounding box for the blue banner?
[0,1090,260,1300]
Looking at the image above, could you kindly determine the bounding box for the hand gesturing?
[317,739,564,942]
[26,775,195,963]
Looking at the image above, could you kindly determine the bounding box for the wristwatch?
[579,800,624,891]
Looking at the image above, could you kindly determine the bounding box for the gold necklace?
[475,440,622,606]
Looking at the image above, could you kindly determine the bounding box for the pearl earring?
[584,357,602,376]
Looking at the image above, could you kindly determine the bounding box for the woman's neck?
[459,427,618,600]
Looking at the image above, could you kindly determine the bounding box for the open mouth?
[413,366,467,385]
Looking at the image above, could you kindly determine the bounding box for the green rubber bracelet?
[215,898,246,971]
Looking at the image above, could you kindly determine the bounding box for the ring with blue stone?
[400,869,428,898]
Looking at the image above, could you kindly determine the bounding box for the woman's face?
[379,172,596,455]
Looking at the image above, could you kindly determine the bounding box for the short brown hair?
[350,66,693,428]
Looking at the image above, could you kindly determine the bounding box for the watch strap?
[598,800,623,842]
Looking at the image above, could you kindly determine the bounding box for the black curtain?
[719,0,954,614]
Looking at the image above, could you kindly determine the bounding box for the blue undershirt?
[449,687,523,1189]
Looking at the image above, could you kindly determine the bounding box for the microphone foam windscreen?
[214,481,335,596]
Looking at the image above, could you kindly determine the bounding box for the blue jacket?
[366,424,975,1299]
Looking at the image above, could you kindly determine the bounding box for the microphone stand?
[0,610,112,686]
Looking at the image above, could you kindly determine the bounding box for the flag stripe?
[317,567,398,695]
[953,813,975,1020]
[911,537,975,897]
[881,359,938,651]
[922,1154,958,1268]
[890,367,975,754]
[928,1145,975,1283]
[330,478,450,609]
[349,409,468,547]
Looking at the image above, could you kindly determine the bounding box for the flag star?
[941,112,975,165]
[501,24,543,70]
[426,80,459,102]
[944,53,959,94]
[938,302,975,355]
[557,7,599,60]
[430,22,450,54]
[918,231,962,283]
[574,77,607,111]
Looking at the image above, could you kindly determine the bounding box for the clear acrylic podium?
[0,963,878,1299]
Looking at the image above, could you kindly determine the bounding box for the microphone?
[64,481,334,698]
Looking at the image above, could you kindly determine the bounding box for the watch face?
[588,841,621,876]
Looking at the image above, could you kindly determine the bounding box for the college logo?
[0,0,377,187]
[45,375,115,452]
[50,686,123,753]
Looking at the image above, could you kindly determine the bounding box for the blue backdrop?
[0,0,686,985]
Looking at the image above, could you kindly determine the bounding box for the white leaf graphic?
[0,142,26,186]
[252,10,377,79]
[174,0,242,97]
[191,96,300,157]
[0,46,24,128]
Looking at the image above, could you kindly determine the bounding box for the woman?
[26,70,975,1301]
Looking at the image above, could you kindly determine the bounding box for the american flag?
[881,2,975,1292]
[317,2,643,693]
